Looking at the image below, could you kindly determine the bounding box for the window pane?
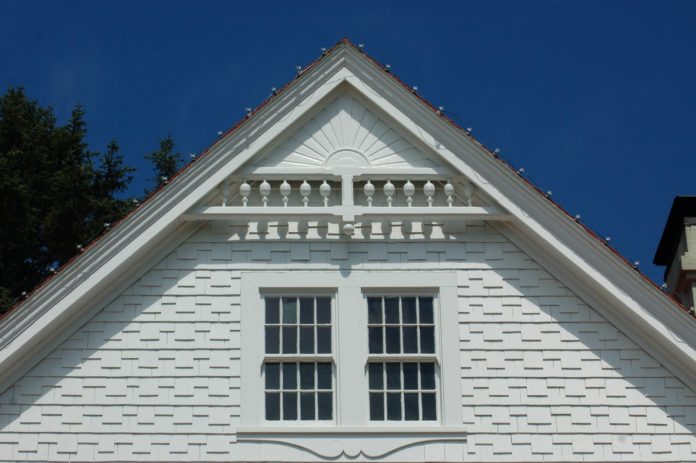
[368,327,383,354]
[265,363,280,389]
[300,392,315,420]
[385,297,399,323]
[265,326,280,354]
[402,297,417,323]
[317,392,332,420]
[421,392,436,420]
[385,326,400,353]
[282,297,297,323]
[402,326,418,353]
[369,392,384,420]
[403,362,418,390]
[316,297,331,324]
[387,392,401,420]
[419,297,434,324]
[420,363,435,389]
[282,363,297,389]
[265,392,280,420]
[420,326,435,354]
[283,392,298,420]
[300,363,315,389]
[368,297,382,324]
[404,393,419,420]
[299,326,315,354]
[316,326,331,353]
[317,363,332,389]
[299,297,314,323]
[266,297,280,324]
[282,326,297,353]
[386,362,401,390]
[368,363,383,390]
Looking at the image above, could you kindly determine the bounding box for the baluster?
[260,180,271,207]
[444,180,454,207]
[221,180,231,206]
[320,180,331,207]
[280,180,291,207]
[300,180,311,207]
[384,180,395,207]
[463,182,476,207]
[403,180,415,207]
[424,180,435,207]
[239,180,251,207]
[363,180,375,207]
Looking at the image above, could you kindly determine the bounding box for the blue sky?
[2,0,695,283]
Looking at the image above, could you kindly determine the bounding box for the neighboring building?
[654,196,696,311]
[1,39,696,462]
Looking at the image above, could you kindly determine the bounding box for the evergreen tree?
[145,133,181,191]
[0,87,135,313]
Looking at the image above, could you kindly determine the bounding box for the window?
[367,295,438,421]
[263,295,333,421]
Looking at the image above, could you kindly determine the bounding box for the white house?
[1,39,696,462]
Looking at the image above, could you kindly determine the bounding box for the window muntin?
[264,295,334,421]
[367,295,438,422]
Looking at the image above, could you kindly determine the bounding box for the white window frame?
[239,271,461,428]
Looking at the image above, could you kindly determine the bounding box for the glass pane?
[300,392,315,420]
[402,326,418,353]
[368,363,383,390]
[282,326,297,354]
[402,297,417,323]
[386,362,401,390]
[265,326,280,354]
[299,363,315,389]
[317,392,332,420]
[420,326,435,354]
[368,297,382,324]
[282,363,297,389]
[283,392,298,420]
[387,392,401,420]
[403,362,418,390]
[265,363,280,389]
[369,392,384,420]
[316,297,331,324]
[385,297,399,323]
[299,297,314,323]
[317,363,331,390]
[368,327,383,354]
[420,363,435,389]
[404,393,419,420]
[265,392,280,420]
[266,297,280,324]
[386,326,401,353]
[282,297,297,323]
[316,326,331,353]
[421,392,436,420]
[419,297,434,324]
[299,326,315,354]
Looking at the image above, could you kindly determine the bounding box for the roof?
[654,196,696,267]
[2,38,696,394]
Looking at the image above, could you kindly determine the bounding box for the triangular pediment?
[242,89,454,175]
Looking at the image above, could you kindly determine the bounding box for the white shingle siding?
[0,222,695,462]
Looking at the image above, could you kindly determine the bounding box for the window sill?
[237,426,467,459]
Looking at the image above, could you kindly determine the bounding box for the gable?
[243,89,453,175]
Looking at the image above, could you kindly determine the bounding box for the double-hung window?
[263,295,334,421]
[366,295,438,421]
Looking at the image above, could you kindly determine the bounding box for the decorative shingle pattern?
[0,221,695,461]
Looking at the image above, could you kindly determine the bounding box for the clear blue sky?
[2,0,695,284]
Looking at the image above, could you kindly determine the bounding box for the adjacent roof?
[654,196,696,267]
